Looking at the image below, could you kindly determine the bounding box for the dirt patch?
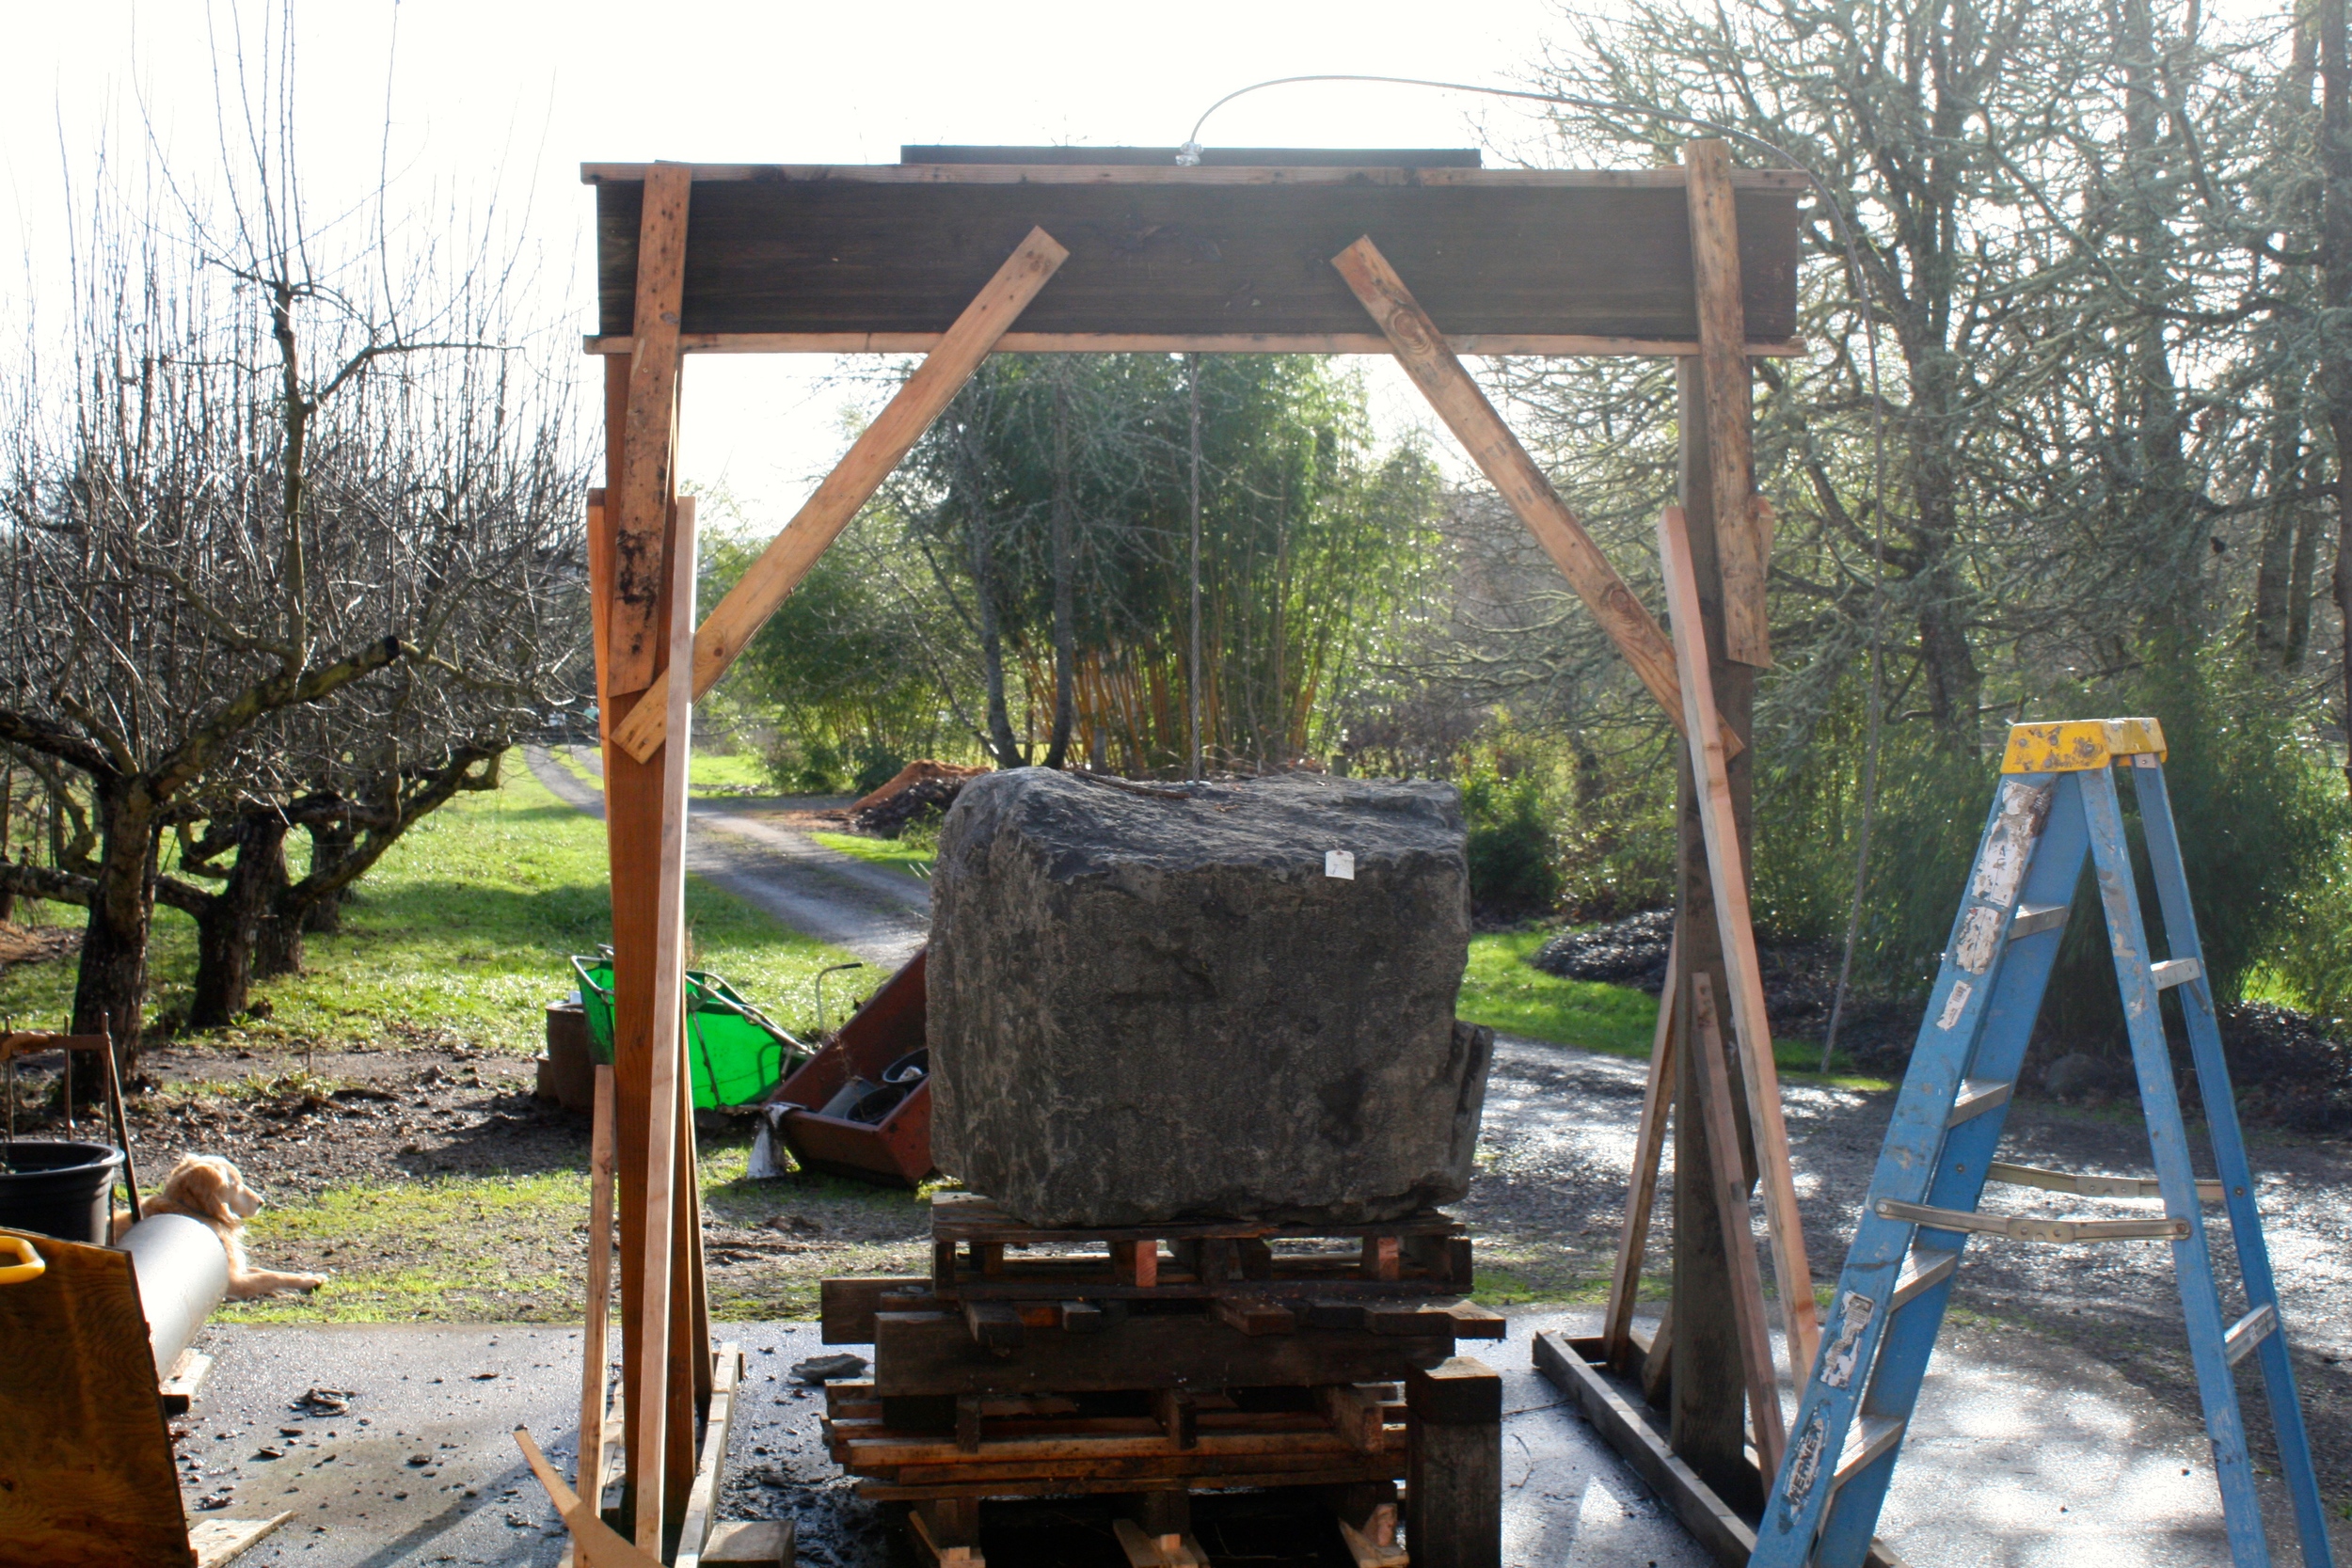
[0,918,80,967]
[1,1037,932,1323]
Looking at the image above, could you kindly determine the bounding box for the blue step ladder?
[1752,719,2336,1568]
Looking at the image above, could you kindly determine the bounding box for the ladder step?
[1946,1078,2013,1127]
[2224,1303,2277,1367]
[1833,1414,1907,1491]
[2151,957,2202,990]
[1890,1243,1960,1310]
[1986,1161,2224,1203]
[1875,1197,2189,1243]
[2010,902,2068,940]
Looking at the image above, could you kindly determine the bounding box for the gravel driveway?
[1465,1033,2352,1533]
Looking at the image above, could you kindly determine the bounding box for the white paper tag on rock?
[1325,849,1355,879]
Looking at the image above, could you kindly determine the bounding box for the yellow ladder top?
[2000,717,2169,774]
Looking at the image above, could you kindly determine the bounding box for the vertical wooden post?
[596,357,704,1546]
[1684,139,1768,669]
[630,492,697,1551]
[577,1063,617,1499]
[1667,356,1761,1513]
[609,162,692,695]
[1405,1356,1502,1568]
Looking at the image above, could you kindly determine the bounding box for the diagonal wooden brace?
[612,227,1070,762]
[1330,235,1741,758]
[516,1426,666,1568]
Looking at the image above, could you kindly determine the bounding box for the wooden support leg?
[577,1063,617,1497]
[912,1497,984,1566]
[1406,1356,1502,1568]
[1688,974,1787,1477]
[1120,1490,1192,1539]
[1603,933,1678,1373]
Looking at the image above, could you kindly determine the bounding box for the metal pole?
[1187,354,1203,781]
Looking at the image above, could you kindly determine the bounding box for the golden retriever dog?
[113,1154,326,1300]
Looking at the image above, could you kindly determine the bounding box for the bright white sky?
[2,1,1572,531]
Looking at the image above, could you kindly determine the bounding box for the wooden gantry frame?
[532,143,1820,1563]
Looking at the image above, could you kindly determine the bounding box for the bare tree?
[0,24,584,1054]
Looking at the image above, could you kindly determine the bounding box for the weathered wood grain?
[1684,141,1767,666]
[594,177,1797,342]
[608,162,691,694]
[0,1231,195,1567]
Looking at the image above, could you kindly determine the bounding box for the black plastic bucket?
[0,1140,125,1243]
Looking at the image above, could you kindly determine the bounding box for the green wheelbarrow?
[569,954,810,1110]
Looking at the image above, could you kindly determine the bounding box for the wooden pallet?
[928,1194,1471,1301]
[825,1378,1409,1493]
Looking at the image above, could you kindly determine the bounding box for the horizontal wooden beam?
[582,161,1812,189]
[582,331,1807,358]
[594,175,1799,341]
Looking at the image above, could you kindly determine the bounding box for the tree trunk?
[299,817,357,935]
[1042,381,1078,770]
[969,500,1025,769]
[0,760,15,924]
[70,782,158,1062]
[189,813,290,1028]
[2323,0,2352,788]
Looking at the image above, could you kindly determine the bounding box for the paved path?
[522,745,927,968]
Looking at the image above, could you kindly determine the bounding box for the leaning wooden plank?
[672,1344,743,1568]
[1655,502,1820,1389]
[188,1513,292,1568]
[631,493,700,1548]
[1330,235,1742,761]
[608,162,693,694]
[1688,974,1787,1479]
[576,1063,617,1497]
[1601,933,1677,1366]
[1683,140,1768,668]
[611,228,1069,762]
[516,1425,667,1568]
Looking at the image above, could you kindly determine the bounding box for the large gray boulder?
[926,768,1490,1227]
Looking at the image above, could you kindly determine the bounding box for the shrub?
[1463,769,1562,919]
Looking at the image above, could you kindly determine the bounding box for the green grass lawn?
[808,829,934,881]
[0,756,861,1051]
[222,1151,938,1324]
[1458,927,1889,1088]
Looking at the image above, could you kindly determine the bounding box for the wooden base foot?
[701,1518,795,1564]
[1111,1518,1209,1567]
[189,1513,291,1568]
[162,1347,215,1415]
[1533,1332,1908,1568]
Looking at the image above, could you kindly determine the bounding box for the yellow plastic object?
[2000,717,2168,774]
[0,1231,46,1286]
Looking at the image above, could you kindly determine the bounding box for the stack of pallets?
[818,1194,1508,1567]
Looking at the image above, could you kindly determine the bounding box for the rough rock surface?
[927,769,1490,1227]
